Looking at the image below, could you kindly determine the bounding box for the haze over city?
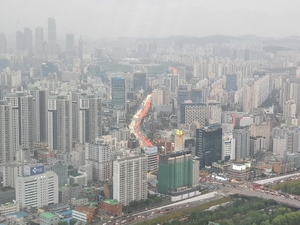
[2,1,300,225]
[1,0,300,39]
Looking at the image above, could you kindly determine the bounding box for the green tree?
[70,218,77,225]
[261,220,271,225]
[58,222,68,225]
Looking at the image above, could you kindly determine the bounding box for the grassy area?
[136,197,231,225]
[270,179,300,191]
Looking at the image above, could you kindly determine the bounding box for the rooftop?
[7,211,27,218]
[103,199,120,205]
[40,212,57,219]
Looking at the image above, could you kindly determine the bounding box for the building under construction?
[157,150,193,194]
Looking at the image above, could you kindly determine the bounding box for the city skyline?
[1,0,300,40]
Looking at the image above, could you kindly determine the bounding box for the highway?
[254,173,300,185]
[98,192,223,225]
[220,184,300,209]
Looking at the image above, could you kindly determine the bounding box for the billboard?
[24,165,44,176]
[144,146,158,154]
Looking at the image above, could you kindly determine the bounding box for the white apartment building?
[283,99,296,121]
[4,92,34,152]
[16,171,58,208]
[78,95,102,143]
[222,134,236,160]
[48,95,72,152]
[152,89,164,105]
[113,155,148,206]
[33,89,48,143]
[250,122,271,150]
[242,75,270,112]
[85,138,112,181]
[0,101,13,163]
[273,137,287,158]
[192,159,200,187]
[207,103,222,124]
[2,162,26,188]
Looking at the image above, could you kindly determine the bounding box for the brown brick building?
[99,199,122,216]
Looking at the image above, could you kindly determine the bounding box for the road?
[220,185,300,208]
[98,192,223,225]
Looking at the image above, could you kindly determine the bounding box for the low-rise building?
[72,205,97,224]
[99,199,122,216]
[69,172,87,186]
[39,212,60,225]
[71,198,89,207]
[0,202,19,215]
[227,163,250,181]
[212,161,231,173]
[59,184,83,204]
[273,162,293,174]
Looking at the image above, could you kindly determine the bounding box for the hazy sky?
[1,0,300,39]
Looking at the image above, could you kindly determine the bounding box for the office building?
[133,72,147,91]
[33,89,48,143]
[157,150,193,194]
[225,74,237,91]
[48,95,72,152]
[85,139,112,181]
[16,31,25,52]
[233,128,250,159]
[35,26,44,57]
[78,94,102,143]
[177,84,202,105]
[24,27,33,56]
[16,171,58,208]
[196,125,222,169]
[113,155,148,206]
[111,77,126,111]
[48,17,57,55]
[66,33,76,59]
[4,92,34,152]
[178,102,206,127]
[0,101,13,163]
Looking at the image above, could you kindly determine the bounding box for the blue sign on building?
[30,165,44,175]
